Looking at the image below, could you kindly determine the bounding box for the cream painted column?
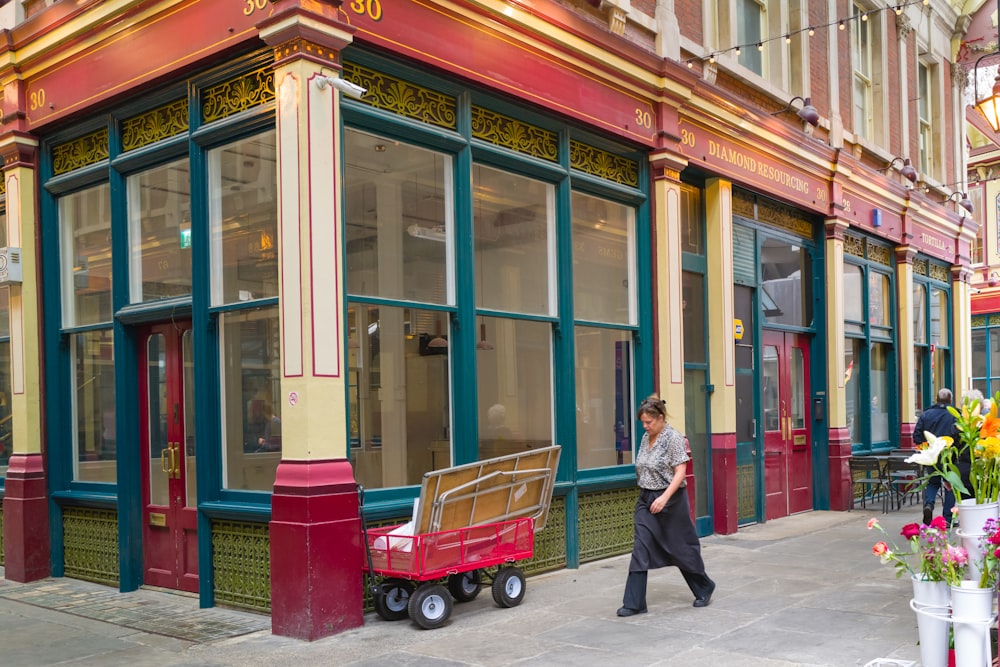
[895,247,917,445]
[953,265,974,396]
[825,218,853,510]
[258,3,362,640]
[0,133,50,581]
[705,179,735,435]
[649,155,686,430]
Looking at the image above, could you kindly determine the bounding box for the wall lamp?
[880,157,918,183]
[315,75,367,99]
[945,191,975,214]
[770,96,820,127]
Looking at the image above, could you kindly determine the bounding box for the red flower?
[930,516,948,531]
[900,523,921,539]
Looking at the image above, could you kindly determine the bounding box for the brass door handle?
[169,442,180,479]
[161,447,169,474]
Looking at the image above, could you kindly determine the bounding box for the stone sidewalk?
[0,506,930,666]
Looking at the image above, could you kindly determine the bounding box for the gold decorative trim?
[988,314,1000,326]
[569,140,638,187]
[121,99,189,152]
[913,258,928,276]
[929,263,950,283]
[972,315,987,327]
[844,234,865,258]
[202,64,275,124]
[755,197,813,238]
[732,188,755,219]
[273,37,338,65]
[52,129,109,175]
[471,106,557,161]
[866,241,891,267]
[343,62,456,130]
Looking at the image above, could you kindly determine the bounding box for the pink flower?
[900,523,921,539]
[873,542,888,556]
[867,518,879,530]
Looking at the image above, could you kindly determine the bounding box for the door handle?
[169,441,180,479]
[161,447,169,474]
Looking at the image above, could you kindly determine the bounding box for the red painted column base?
[827,426,854,511]
[711,433,738,535]
[2,453,51,582]
[270,458,363,641]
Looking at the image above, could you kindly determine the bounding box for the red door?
[139,322,198,592]
[762,331,812,520]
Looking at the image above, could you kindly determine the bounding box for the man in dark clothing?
[913,388,957,526]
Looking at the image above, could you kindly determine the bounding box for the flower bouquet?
[868,516,956,582]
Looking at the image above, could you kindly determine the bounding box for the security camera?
[315,76,367,99]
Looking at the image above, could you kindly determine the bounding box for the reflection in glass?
[684,368,709,515]
[870,343,890,443]
[682,272,705,364]
[868,272,890,327]
[344,129,452,304]
[72,330,116,483]
[913,284,926,344]
[220,307,281,491]
[571,192,633,324]
[476,317,552,460]
[845,338,862,444]
[183,330,196,506]
[931,288,948,346]
[474,165,553,316]
[843,264,864,323]
[348,305,452,489]
[128,158,192,302]
[913,353,926,418]
[147,334,168,506]
[574,326,632,468]
[762,345,779,432]
[761,237,812,327]
[60,184,112,326]
[933,346,948,396]
[972,329,987,379]
[790,348,804,430]
[680,184,702,254]
[209,131,278,306]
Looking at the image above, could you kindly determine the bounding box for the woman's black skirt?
[629,486,706,574]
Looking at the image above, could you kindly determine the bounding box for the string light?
[684,0,928,69]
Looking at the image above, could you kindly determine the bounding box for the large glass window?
[128,158,192,303]
[918,61,934,177]
[209,131,278,305]
[912,263,950,419]
[852,3,873,140]
[571,192,634,325]
[348,305,452,489]
[574,326,630,468]
[761,237,812,327]
[219,307,280,491]
[60,184,112,327]
[736,0,764,75]
[345,129,453,305]
[474,165,553,316]
[71,329,116,483]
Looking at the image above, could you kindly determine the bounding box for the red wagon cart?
[361,445,561,629]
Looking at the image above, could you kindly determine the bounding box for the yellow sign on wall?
[734,319,744,340]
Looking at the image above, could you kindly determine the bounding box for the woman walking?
[617,396,715,616]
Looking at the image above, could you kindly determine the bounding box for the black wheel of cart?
[408,583,452,629]
[491,566,526,608]
[447,570,482,602]
[373,578,415,621]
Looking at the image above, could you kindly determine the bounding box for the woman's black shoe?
[693,581,716,607]
[616,606,647,617]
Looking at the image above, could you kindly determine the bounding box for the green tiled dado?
[578,487,635,563]
[63,507,119,586]
[212,520,270,612]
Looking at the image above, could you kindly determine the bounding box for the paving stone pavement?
[0,506,938,666]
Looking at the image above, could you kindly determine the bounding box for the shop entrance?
[138,321,198,592]
[761,330,812,519]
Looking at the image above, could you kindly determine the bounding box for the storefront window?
[913,284,926,344]
[761,237,812,327]
[345,129,452,305]
[869,272,890,327]
[0,288,10,476]
[219,307,280,491]
[474,165,553,316]
[845,338,862,444]
[209,131,278,305]
[60,184,112,327]
[870,342,890,443]
[844,264,864,334]
[128,158,192,302]
[912,264,950,419]
[571,192,633,324]
[682,272,705,363]
[573,326,631,468]
[71,329,116,483]
[348,305,452,489]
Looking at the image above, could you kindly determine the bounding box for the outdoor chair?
[885,458,922,511]
[849,456,889,513]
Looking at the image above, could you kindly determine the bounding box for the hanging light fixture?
[476,321,494,350]
[428,319,448,348]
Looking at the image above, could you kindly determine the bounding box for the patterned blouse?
[635,423,689,491]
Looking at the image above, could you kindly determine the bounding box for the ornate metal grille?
[471,106,558,161]
[121,99,189,152]
[737,462,756,519]
[522,495,566,575]
[63,507,119,586]
[866,241,891,266]
[578,487,636,562]
[52,129,109,175]
[569,140,638,187]
[212,520,271,612]
[928,263,950,283]
[342,61,457,130]
[843,234,865,258]
[202,64,275,124]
